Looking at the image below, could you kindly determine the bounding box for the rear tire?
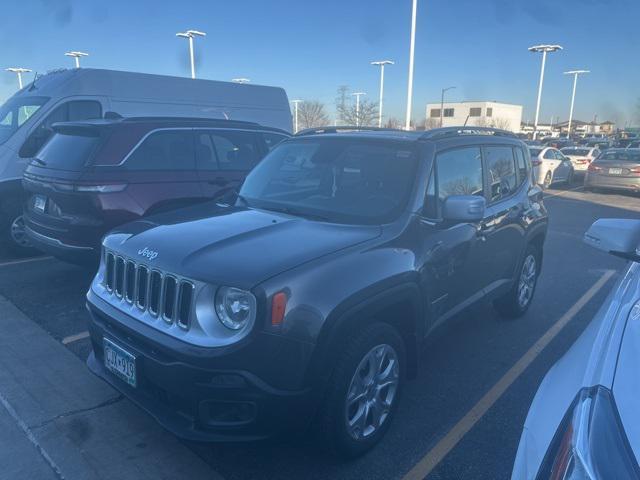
[0,198,38,257]
[314,322,405,458]
[542,171,552,190]
[493,244,540,319]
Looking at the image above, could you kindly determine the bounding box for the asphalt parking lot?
[1,184,638,480]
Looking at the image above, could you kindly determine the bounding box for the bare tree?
[490,117,512,130]
[338,99,379,127]
[335,86,350,125]
[384,117,403,129]
[297,100,329,129]
[425,117,439,130]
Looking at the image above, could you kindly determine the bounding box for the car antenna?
[463,114,470,126]
[28,72,39,91]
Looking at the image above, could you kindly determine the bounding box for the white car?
[512,219,640,479]
[561,147,601,173]
[529,147,575,189]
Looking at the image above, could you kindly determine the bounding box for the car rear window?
[597,150,640,162]
[34,132,101,171]
[529,148,542,157]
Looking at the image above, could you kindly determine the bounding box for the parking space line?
[543,185,584,199]
[61,331,90,345]
[0,256,52,268]
[402,269,616,480]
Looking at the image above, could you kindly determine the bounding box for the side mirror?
[442,195,486,223]
[584,219,640,261]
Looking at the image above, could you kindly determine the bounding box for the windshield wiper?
[31,158,46,166]
[264,205,331,222]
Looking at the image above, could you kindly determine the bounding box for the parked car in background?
[626,140,640,149]
[584,148,640,193]
[85,127,547,457]
[0,68,292,254]
[22,117,289,264]
[512,219,640,480]
[586,137,613,150]
[542,137,574,150]
[560,146,600,174]
[529,146,575,188]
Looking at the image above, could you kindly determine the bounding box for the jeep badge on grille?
[138,247,158,260]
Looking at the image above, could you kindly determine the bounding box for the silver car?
[512,219,640,479]
[584,148,640,193]
[529,146,575,189]
[561,146,600,173]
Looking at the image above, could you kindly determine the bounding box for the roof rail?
[420,126,518,140]
[295,125,402,136]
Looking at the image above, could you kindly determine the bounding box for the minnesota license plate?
[609,168,623,175]
[33,195,47,213]
[103,338,137,387]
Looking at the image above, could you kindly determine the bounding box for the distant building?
[556,120,616,135]
[425,101,523,132]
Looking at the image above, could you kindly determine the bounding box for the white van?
[0,68,292,253]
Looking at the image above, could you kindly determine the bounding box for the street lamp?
[564,70,589,137]
[405,0,418,130]
[291,99,302,133]
[528,44,563,138]
[5,67,31,89]
[231,78,251,84]
[371,60,394,128]
[439,86,456,128]
[352,92,366,127]
[176,30,206,79]
[65,51,89,68]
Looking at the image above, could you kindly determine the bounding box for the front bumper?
[86,291,316,442]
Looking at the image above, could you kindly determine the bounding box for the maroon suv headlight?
[537,386,640,479]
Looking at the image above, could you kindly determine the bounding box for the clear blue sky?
[1,0,638,126]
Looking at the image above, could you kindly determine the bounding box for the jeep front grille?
[103,251,194,329]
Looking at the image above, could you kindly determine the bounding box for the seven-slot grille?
[103,250,194,329]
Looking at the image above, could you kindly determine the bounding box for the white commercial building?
[425,101,523,132]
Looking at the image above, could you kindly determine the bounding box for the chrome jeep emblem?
[137,247,158,260]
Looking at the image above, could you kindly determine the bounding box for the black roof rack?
[295,125,403,136]
[420,126,518,140]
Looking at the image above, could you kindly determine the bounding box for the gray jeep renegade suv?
[85,126,548,457]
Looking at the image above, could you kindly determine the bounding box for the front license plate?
[609,168,623,175]
[103,338,137,387]
[33,195,47,213]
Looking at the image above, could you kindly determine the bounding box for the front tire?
[493,245,540,318]
[315,323,405,458]
[0,198,37,257]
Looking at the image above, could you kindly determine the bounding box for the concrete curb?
[0,294,222,480]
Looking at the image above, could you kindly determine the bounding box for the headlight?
[215,287,256,330]
[537,386,640,479]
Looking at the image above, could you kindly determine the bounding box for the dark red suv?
[22,117,289,263]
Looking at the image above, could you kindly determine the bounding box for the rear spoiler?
[51,121,108,137]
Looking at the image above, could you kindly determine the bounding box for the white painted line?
[543,185,584,199]
[0,256,53,268]
[402,269,616,480]
[61,331,90,345]
[0,390,66,479]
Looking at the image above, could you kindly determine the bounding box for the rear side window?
[262,132,288,151]
[209,130,260,171]
[514,147,529,183]
[484,146,517,202]
[431,147,484,216]
[543,149,555,159]
[34,133,101,171]
[125,130,195,170]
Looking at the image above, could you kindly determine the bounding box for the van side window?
[19,100,102,158]
[434,147,484,215]
[484,146,517,202]
[262,133,288,152]
[209,131,260,170]
[514,147,528,184]
[125,130,195,170]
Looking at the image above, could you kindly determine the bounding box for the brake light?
[531,159,542,167]
[271,292,287,326]
[588,164,602,172]
[575,158,588,164]
[629,167,640,174]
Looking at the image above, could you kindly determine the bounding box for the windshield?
[529,148,542,157]
[0,95,49,145]
[239,138,419,224]
[34,132,101,171]
[562,148,590,156]
[596,150,640,163]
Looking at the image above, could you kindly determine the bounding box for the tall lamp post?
[5,67,31,89]
[528,44,563,139]
[439,86,456,127]
[371,60,394,128]
[176,30,206,79]
[352,92,366,126]
[404,0,418,130]
[65,51,89,68]
[564,70,589,138]
[291,99,302,133]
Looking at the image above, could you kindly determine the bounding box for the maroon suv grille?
[102,250,194,329]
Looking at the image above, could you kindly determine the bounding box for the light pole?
[291,99,302,133]
[371,60,394,128]
[528,44,563,139]
[405,0,418,130]
[65,51,89,68]
[564,70,589,138]
[439,86,456,128]
[176,30,206,79]
[231,78,251,84]
[5,67,31,89]
[352,92,366,126]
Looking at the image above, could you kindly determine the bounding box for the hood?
[103,203,382,289]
